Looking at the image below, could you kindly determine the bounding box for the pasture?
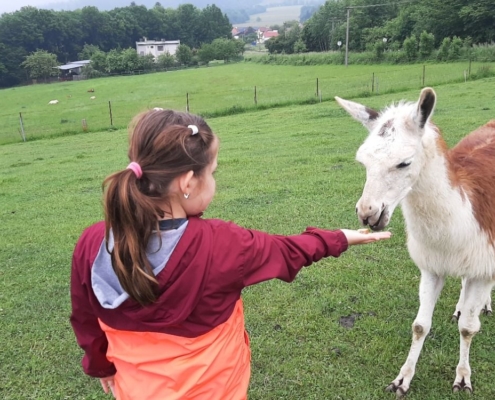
[1,73,495,399]
[234,6,303,28]
[0,61,488,145]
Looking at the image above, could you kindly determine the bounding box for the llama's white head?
[336,87,437,230]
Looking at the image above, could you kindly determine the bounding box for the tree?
[89,49,107,73]
[403,35,418,61]
[21,50,59,81]
[197,5,232,44]
[437,37,451,61]
[418,31,435,59]
[448,36,463,60]
[175,44,193,66]
[78,44,101,60]
[293,39,307,53]
[157,52,176,68]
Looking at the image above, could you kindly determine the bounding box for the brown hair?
[103,109,217,306]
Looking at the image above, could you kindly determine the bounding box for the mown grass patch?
[1,62,492,145]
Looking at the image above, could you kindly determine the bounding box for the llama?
[335,87,495,397]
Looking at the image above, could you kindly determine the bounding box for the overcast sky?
[0,0,60,14]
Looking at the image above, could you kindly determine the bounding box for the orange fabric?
[98,300,251,400]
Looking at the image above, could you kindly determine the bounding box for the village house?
[136,38,180,59]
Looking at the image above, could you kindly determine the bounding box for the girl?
[70,109,390,400]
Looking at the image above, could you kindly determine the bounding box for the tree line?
[0,3,232,87]
[265,0,494,57]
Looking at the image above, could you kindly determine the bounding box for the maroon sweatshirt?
[70,216,348,377]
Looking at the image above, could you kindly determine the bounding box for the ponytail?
[103,168,161,306]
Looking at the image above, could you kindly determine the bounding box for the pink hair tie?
[127,162,143,179]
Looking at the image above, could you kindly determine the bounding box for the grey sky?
[0,0,68,14]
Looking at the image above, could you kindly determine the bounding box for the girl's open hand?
[100,376,116,397]
[341,229,392,245]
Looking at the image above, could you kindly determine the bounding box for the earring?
[184,193,189,199]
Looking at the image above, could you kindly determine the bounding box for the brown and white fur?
[336,87,495,397]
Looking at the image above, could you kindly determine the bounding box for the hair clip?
[188,125,199,135]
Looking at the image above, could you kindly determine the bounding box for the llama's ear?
[415,87,436,129]
[335,96,379,130]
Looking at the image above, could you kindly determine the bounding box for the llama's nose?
[356,202,381,226]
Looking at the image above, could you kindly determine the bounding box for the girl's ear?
[178,170,195,195]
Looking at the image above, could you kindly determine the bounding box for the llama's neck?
[401,128,472,240]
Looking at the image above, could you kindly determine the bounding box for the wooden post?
[422,65,426,87]
[316,78,319,97]
[186,93,190,113]
[254,86,257,105]
[468,58,472,77]
[371,73,375,93]
[19,112,26,142]
[82,119,88,132]
[108,101,113,126]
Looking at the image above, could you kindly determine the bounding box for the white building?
[136,38,180,59]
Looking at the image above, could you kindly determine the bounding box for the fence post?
[186,93,190,113]
[422,65,426,87]
[19,112,26,142]
[254,86,257,105]
[82,119,88,132]
[371,73,375,93]
[468,58,472,77]
[108,101,113,126]
[316,78,319,97]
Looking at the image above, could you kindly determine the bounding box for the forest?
[0,0,494,88]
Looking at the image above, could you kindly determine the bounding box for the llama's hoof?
[385,383,396,392]
[482,306,492,316]
[385,383,407,398]
[453,380,472,394]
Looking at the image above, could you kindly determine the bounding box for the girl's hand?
[341,229,392,245]
[100,376,116,397]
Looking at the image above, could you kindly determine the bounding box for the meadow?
[1,68,495,399]
[234,6,303,28]
[0,61,490,145]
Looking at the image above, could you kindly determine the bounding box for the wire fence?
[1,60,493,145]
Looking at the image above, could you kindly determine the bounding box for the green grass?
[2,62,492,145]
[1,76,495,399]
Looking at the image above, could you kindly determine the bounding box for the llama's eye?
[396,161,411,169]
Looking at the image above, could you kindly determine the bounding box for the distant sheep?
[48,100,59,105]
[153,107,164,111]
[90,96,96,100]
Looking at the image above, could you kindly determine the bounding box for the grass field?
[1,73,495,399]
[0,61,491,145]
[234,6,303,28]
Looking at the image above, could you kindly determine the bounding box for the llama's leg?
[453,279,493,393]
[482,286,492,316]
[386,270,445,398]
[452,278,466,322]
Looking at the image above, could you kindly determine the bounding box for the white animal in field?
[48,100,59,104]
[90,96,96,100]
[336,88,495,397]
[153,107,164,111]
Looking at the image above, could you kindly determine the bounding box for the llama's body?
[336,88,495,397]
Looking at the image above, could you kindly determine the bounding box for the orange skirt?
[99,300,251,400]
